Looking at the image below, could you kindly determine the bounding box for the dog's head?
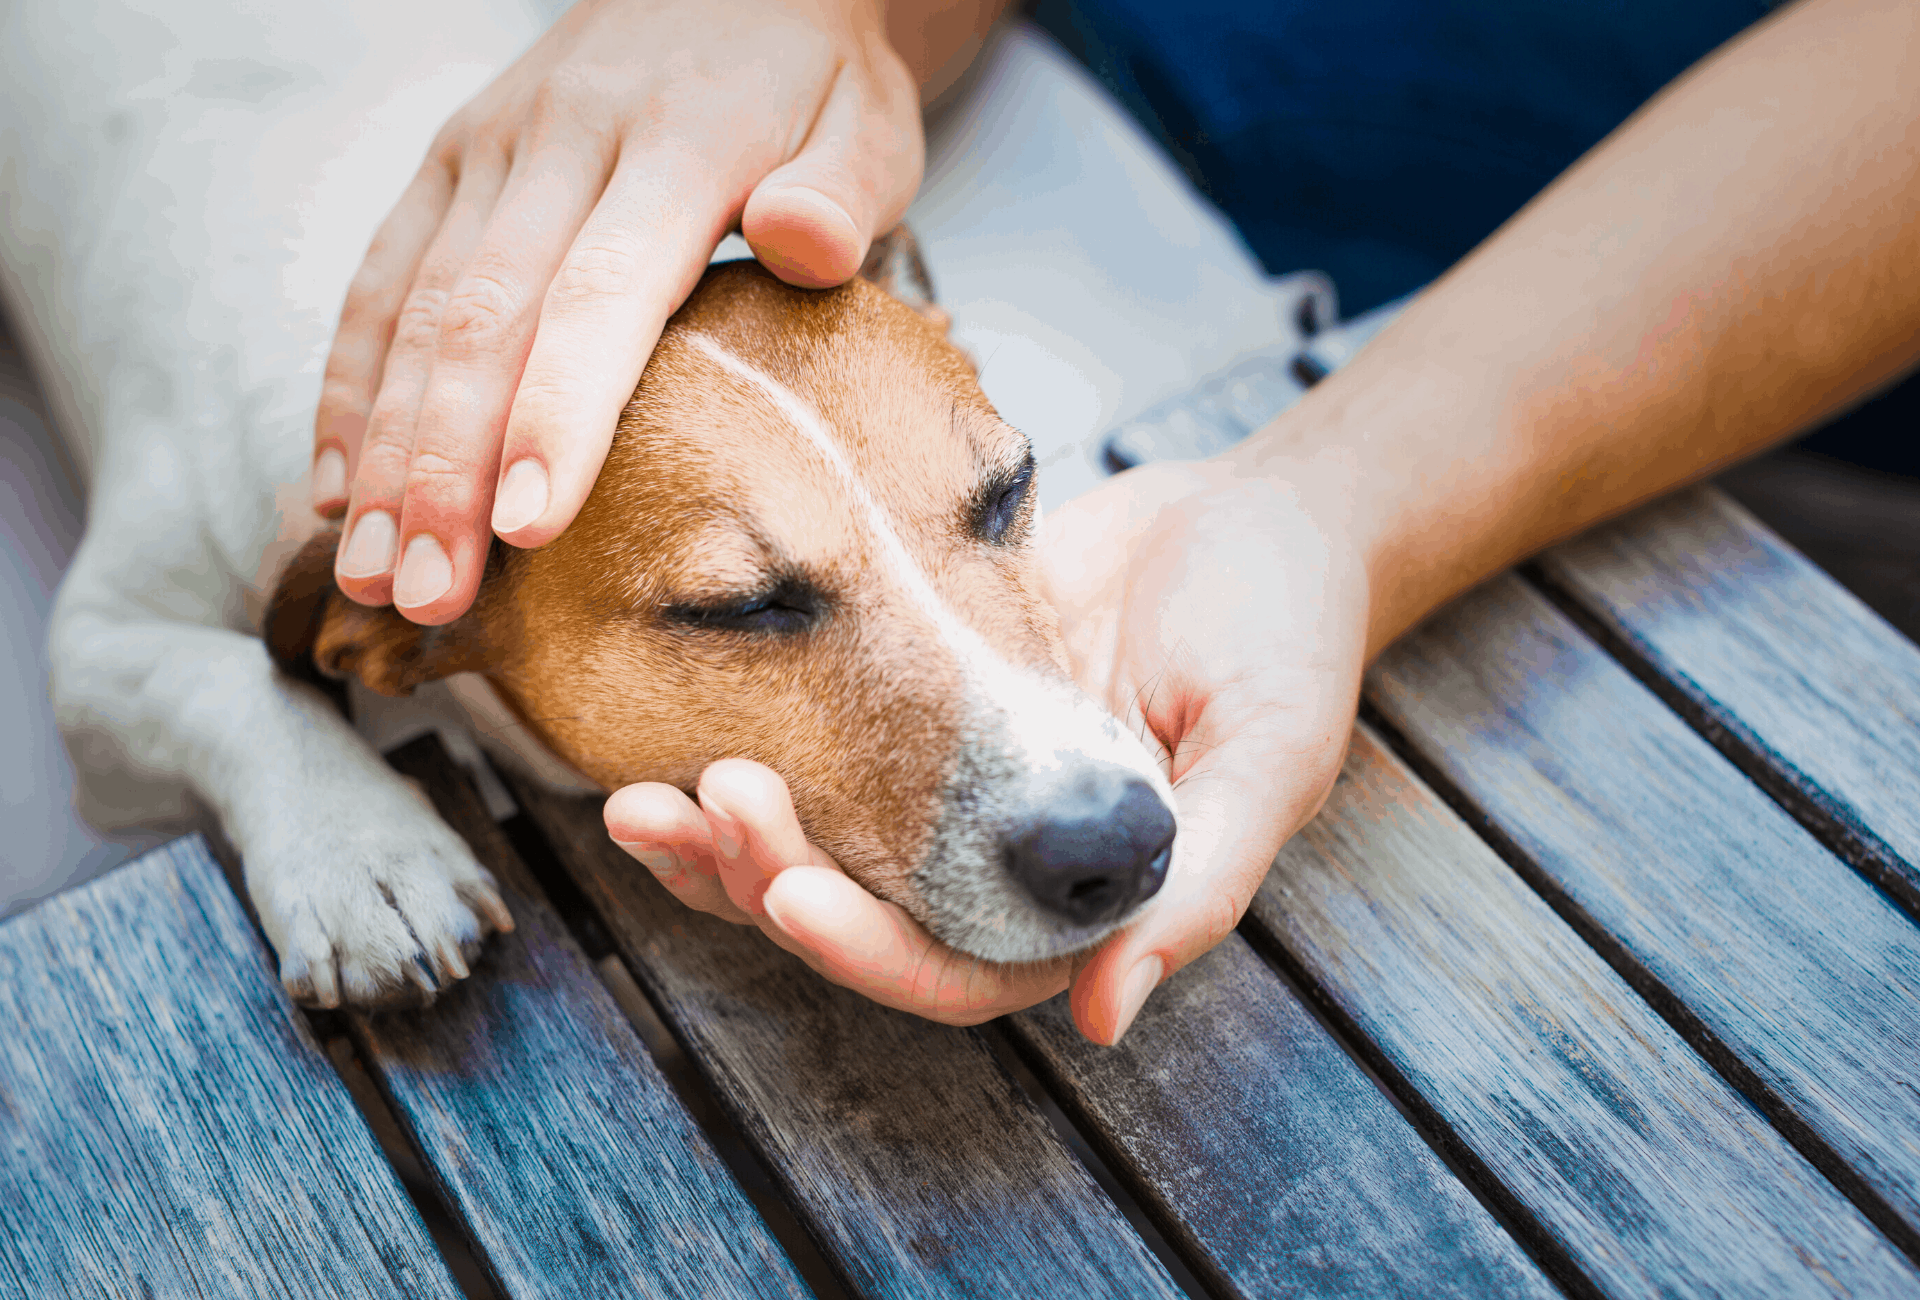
[271,235,1176,962]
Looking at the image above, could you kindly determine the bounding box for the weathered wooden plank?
[0,837,462,1300]
[505,775,1182,1300]
[1365,574,1920,1264]
[1536,484,1920,920]
[354,737,813,1300]
[1244,724,1920,1299]
[1008,934,1559,1300]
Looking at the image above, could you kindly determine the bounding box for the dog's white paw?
[246,800,514,1010]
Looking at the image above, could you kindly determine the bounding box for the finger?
[763,867,1069,1025]
[314,162,456,517]
[335,157,509,605]
[743,45,923,288]
[605,781,753,925]
[489,144,731,550]
[389,140,614,623]
[1069,727,1339,1046]
[695,759,813,918]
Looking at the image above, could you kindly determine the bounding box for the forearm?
[1231,0,1920,657]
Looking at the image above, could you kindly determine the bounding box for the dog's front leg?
[51,603,510,1008]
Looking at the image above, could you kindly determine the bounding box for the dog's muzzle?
[1002,765,1174,926]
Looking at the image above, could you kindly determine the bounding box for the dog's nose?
[1005,770,1176,926]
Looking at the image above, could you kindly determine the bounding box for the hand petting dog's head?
[270,234,1177,962]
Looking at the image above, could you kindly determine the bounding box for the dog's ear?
[859,226,952,333]
[264,527,492,698]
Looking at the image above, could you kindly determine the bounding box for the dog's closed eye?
[663,576,825,636]
[974,453,1036,546]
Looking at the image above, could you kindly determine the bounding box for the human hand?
[315,0,922,624]
[604,760,1074,1025]
[604,453,1371,1043]
[1036,457,1369,1041]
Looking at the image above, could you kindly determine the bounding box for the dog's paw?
[248,810,514,1011]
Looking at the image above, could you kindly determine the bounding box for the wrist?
[1220,343,1496,660]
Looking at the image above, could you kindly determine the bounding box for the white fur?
[685,331,1177,959]
[686,330,1168,783]
[3,0,553,1004]
[5,2,1312,995]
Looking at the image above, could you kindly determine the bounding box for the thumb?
[744,45,924,288]
[1069,726,1347,1046]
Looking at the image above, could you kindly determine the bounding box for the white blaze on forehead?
[682,331,1166,786]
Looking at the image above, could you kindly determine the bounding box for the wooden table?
[5,484,1919,1300]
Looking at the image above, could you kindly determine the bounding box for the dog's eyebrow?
[952,400,1031,475]
[655,520,793,603]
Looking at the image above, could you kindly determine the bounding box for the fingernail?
[492,459,549,534]
[393,533,453,608]
[338,509,398,578]
[767,185,858,236]
[615,843,677,878]
[1110,955,1164,1045]
[312,448,347,506]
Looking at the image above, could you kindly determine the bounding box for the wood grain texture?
[356,738,813,1300]
[1537,485,1920,919]
[0,837,462,1300]
[1365,574,1920,1264]
[1008,934,1558,1300]
[506,775,1182,1300]
[1245,725,1920,1300]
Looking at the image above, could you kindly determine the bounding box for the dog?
[12,0,1330,1015]
[53,217,1177,1009]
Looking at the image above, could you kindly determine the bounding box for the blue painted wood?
[359,737,813,1299]
[1367,573,1920,1262]
[1537,485,1920,920]
[506,774,1183,1300]
[1244,725,1920,1299]
[0,837,462,1299]
[1009,933,1559,1299]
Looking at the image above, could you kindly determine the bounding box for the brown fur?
[268,245,1071,916]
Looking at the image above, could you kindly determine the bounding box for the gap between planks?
[1356,696,1920,1272]
[1522,555,1920,930]
[1357,487,1920,1277]
[487,764,1190,1290]
[491,809,849,1300]
[1222,911,1594,1299]
[492,778,1206,1299]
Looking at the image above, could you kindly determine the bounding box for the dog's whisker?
[469,715,583,742]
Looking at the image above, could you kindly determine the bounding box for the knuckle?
[429,123,469,169]
[436,272,520,354]
[391,288,450,355]
[1202,889,1245,948]
[549,237,639,307]
[501,372,577,426]
[524,77,579,130]
[360,403,413,452]
[357,397,424,466]
[343,260,394,312]
[406,447,466,485]
[402,447,482,515]
[317,374,369,419]
[352,430,415,489]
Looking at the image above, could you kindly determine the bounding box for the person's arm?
[605,0,1920,1046]
[1052,0,1920,1043]
[313,0,1007,626]
[1276,0,1920,657]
